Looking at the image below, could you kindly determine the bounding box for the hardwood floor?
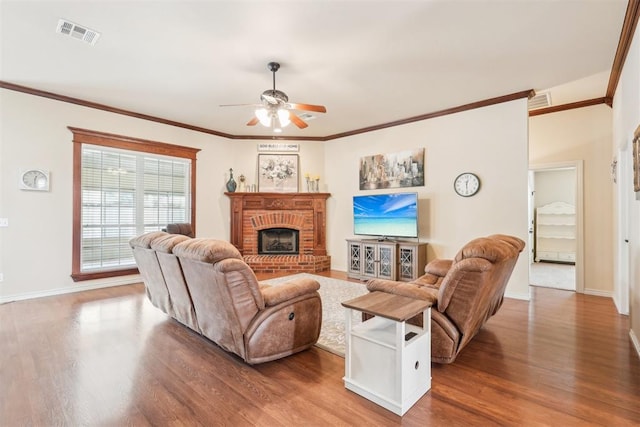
[1,271,639,426]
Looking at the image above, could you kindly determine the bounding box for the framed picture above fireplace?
[258,154,299,192]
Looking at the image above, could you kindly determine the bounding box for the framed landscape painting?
[258,154,299,192]
[359,148,425,190]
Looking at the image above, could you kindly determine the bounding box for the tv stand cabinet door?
[398,242,428,282]
[361,241,396,280]
[347,240,363,279]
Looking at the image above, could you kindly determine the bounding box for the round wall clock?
[453,172,480,197]
[20,169,50,191]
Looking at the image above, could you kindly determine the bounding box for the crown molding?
[606,0,640,104]
[0,81,236,139]
[324,90,535,140]
[528,97,608,117]
[1,81,537,141]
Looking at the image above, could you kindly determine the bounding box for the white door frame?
[527,170,536,267]
[529,160,584,293]
[615,147,630,314]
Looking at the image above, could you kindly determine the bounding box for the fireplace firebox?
[258,228,299,255]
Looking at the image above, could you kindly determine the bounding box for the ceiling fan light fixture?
[223,61,325,131]
[277,109,291,127]
[255,108,271,127]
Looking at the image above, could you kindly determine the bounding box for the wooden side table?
[341,291,432,416]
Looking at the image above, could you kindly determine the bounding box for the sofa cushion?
[151,233,191,253]
[129,231,167,249]
[453,237,516,264]
[487,234,526,252]
[173,238,243,263]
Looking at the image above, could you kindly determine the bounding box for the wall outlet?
[0,273,4,282]
[0,218,7,227]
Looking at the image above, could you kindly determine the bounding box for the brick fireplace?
[225,192,331,274]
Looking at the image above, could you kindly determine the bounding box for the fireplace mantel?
[225,192,331,274]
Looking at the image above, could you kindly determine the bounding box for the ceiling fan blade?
[288,103,326,113]
[289,112,309,129]
[247,116,259,126]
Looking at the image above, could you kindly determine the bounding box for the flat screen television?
[353,192,418,239]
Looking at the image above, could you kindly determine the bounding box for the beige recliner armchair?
[367,234,525,364]
[130,232,322,364]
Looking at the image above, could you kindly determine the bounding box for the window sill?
[71,267,139,282]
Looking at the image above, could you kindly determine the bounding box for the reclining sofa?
[129,231,322,364]
[367,234,525,364]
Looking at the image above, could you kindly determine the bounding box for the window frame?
[70,127,200,282]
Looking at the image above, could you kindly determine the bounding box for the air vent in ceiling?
[528,91,551,110]
[56,19,100,45]
[299,113,316,121]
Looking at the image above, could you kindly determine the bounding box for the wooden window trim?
[70,127,200,282]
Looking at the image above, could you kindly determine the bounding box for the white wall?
[529,105,613,295]
[0,90,328,301]
[324,100,530,300]
[0,91,220,299]
[612,18,640,355]
[1,90,529,301]
[534,169,576,207]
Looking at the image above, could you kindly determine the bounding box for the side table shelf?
[342,292,432,416]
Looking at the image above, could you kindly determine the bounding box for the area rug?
[261,273,368,356]
[530,261,576,290]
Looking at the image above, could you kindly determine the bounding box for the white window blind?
[81,144,191,272]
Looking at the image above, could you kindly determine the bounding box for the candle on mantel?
[304,173,311,192]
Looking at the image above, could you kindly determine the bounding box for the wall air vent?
[528,91,551,110]
[56,19,100,45]
[299,113,316,121]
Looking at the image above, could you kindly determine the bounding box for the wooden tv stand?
[346,239,427,282]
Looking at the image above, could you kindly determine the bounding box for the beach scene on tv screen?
[353,193,418,237]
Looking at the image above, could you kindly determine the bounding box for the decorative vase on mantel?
[226,168,237,192]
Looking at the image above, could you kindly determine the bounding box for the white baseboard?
[583,288,613,298]
[630,329,640,360]
[505,290,530,301]
[0,275,142,303]
[612,294,629,315]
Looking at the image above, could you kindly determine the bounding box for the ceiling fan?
[221,62,326,132]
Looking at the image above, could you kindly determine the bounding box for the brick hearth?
[225,192,331,274]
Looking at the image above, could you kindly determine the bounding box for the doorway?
[529,161,584,293]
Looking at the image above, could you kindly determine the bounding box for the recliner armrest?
[367,279,437,305]
[424,259,453,277]
[260,277,320,307]
[437,257,493,312]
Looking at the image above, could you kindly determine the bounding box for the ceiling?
[0,1,628,139]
